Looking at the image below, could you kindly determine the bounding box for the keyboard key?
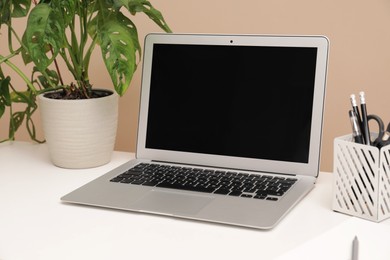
[214,189,230,195]
[121,178,134,184]
[110,177,124,183]
[229,191,242,196]
[266,190,284,196]
[142,181,160,186]
[156,182,215,193]
[131,180,145,185]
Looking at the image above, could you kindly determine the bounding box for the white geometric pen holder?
[333,134,390,222]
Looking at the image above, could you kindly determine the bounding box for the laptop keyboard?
[110,163,297,201]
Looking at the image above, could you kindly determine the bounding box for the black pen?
[350,94,364,142]
[349,110,364,144]
[359,91,371,145]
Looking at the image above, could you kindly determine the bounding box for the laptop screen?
[137,34,328,176]
[145,44,317,163]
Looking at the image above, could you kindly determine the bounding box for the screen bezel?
[136,33,329,177]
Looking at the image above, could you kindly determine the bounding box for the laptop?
[61,33,329,229]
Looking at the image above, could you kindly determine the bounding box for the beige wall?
[2,0,390,173]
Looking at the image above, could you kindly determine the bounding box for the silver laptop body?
[61,33,329,229]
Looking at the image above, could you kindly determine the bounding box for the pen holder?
[332,134,390,222]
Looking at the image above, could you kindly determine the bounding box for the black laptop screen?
[145,43,317,163]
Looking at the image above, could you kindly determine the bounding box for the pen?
[349,110,364,144]
[359,91,371,145]
[350,94,364,143]
[351,236,359,260]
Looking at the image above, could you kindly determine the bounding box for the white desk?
[1,142,389,260]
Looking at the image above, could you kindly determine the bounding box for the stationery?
[277,217,390,260]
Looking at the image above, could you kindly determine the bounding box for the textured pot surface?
[38,90,119,169]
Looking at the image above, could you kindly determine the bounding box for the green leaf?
[0,102,4,118]
[0,0,11,26]
[20,33,33,64]
[23,3,65,72]
[10,91,24,103]
[124,0,172,33]
[0,76,11,107]
[10,111,25,135]
[10,90,36,107]
[10,0,31,18]
[0,0,31,26]
[25,100,44,143]
[32,66,59,89]
[94,11,141,96]
[49,0,77,27]
[0,76,11,118]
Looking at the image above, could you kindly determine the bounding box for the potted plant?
[0,0,171,168]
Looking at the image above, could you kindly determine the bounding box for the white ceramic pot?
[38,89,118,169]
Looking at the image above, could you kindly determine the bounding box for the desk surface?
[1,141,389,260]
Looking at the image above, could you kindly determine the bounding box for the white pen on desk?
[351,236,359,260]
[359,91,371,145]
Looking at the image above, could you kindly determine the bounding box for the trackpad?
[132,190,214,216]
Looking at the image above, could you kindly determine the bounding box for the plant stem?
[0,51,20,63]
[68,17,82,87]
[51,48,64,86]
[83,35,97,82]
[37,85,63,95]
[9,25,25,47]
[0,55,37,94]
[59,50,77,79]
